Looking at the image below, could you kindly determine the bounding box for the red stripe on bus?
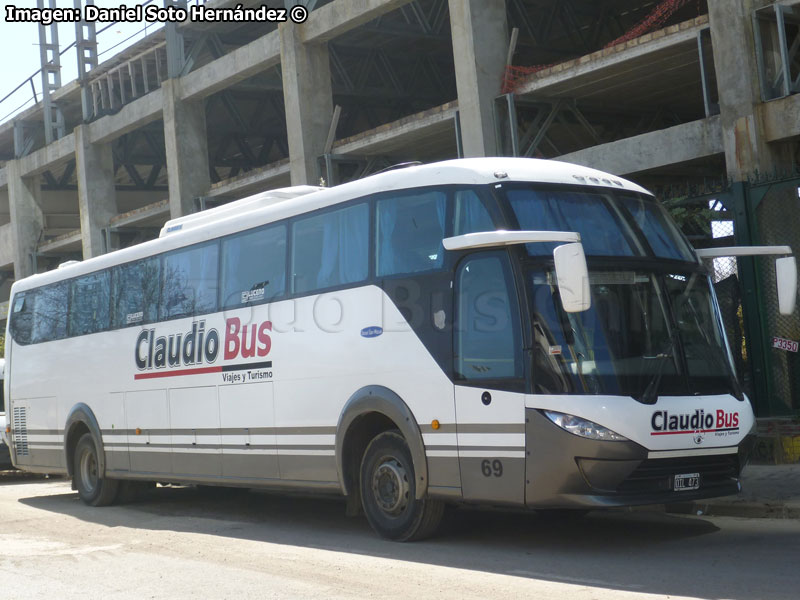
[134,365,222,380]
[650,428,737,436]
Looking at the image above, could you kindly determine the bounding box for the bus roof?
[10,158,651,293]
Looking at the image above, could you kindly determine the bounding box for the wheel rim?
[371,457,409,516]
[80,447,98,495]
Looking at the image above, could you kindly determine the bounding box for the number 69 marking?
[481,459,503,477]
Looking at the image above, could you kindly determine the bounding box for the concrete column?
[280,22,333,186]
[448,0,508,158]
[162,78,210,218]
[75,125,118,258]
[6,160,44,279]
[708,0,789,180]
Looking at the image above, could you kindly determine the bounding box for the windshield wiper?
[635,330,680,405]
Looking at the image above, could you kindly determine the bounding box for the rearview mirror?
[776,256,797,315]
[553,243,591,312]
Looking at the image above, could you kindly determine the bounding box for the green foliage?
[660,196,717,239]
[0,332,4,358]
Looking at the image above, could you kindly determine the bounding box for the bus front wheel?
[359,430,443,541]
[73,433,119,506]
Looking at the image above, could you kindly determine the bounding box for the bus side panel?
[104,392,130,471]
[273,378,341,483]
[20,396,61,469]
[273,287,459,489]
[125,389,171,475]
[219,382,278,480]
[169,386,221,477]
[455,387,525,505]
[7,338,62,470]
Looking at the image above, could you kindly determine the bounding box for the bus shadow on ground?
[20,483,793,600]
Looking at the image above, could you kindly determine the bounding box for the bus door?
[454,251,526,505]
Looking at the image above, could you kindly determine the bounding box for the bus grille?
[617,454,739,494]
[12,406,28,457]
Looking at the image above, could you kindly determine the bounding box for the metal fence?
[754,182,800,413]
[664,176,800,417]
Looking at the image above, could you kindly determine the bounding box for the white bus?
[3,158,796,540]
[0,358,10,469]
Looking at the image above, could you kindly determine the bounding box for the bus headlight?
[543,411,629,442]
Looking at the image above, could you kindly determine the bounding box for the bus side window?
[221,223,286,308]
[291,203,368,294]
[453,190,496,236]
[112,257,161,328]
[161,242,219,320]
[455,253,522,380]
[376,190,447,276]
[9,293,34,345]
[69,271,111,336]
[32,282,68,343]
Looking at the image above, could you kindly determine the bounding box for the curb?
[663,501,800,519]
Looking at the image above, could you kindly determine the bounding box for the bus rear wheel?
[359,430,443,541]
[73,433,119,506]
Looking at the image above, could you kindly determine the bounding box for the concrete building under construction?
[1,0,799,425]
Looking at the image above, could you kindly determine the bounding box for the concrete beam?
[17,133,76,178]
[449,0,507,157]
[301,0,412,44]
[37,230,82,255]
[514,18,707,98]
[280,23,333,185]
[87,89,164,145]
[333,103,458,156]
[109,199,169,229]
[760,93,800,142]
[0,167,6,190]
[6,160,44,279]
[75,125,118,259]
[206,162,291,199]
[180,31,281,101]
[163,79,211,218]
[556,116,723,176]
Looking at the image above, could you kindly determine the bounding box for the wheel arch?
[336,385,428,500]
[64,403,105,478]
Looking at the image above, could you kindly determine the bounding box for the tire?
[73,433,119,506]
[359,430,443,541]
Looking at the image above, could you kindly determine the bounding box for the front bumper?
[525,408,746,508]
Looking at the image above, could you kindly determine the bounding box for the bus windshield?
[528,268,738,399]
[503,184,695,262]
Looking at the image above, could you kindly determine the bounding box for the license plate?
[674,473,700,491]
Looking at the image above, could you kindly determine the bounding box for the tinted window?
[9,293,33,345]
[376,190,447,276]
[32,282,68,343]
[618,196,695,261]
[292,203,368,294]
[69,272,111,336]
[454,189,496,236]
[112,257,161,327]
[506,187,638,257]
[456,253,522,380]
[161,242,219,320]
[221,224,286,308]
